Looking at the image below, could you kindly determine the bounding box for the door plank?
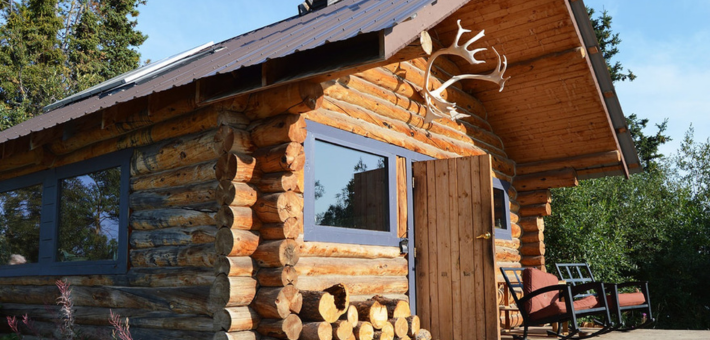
[471,157,487,340]
[413,162,430,329]
[457,158,477,338]
[448,159,463,340]
[426,161,440,335]
[478,157,500,340]
[434,160,453,340]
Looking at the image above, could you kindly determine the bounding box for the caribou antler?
[422,20,511,123]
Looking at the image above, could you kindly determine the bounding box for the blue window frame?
[0,149,131,276]
[493,177,512,240]
[304,121,431,247]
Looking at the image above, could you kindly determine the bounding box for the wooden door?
[413,155,499,340]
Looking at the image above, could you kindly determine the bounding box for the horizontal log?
[520,230,544,244]
[254,142,305,173]
[130,244,216,268]
[46,85,199,156]
[219,125,255,154]
[516,190,551,206]
[257,314,303,340]
[216,206,259,230]
[130,208,215,230]
[130,225,217,248]
[216,229,260,256]
[0,146,48,172]
[511,211,520,226]
[494,238,521,249]
[354,321,375,340]
[0,267,214,287]
[389,318,408,338]
[227,81,323,120]
[298,237,402,259]
[131,128,222,176]
[254,192,304,223]
[495,246,521,263]
[218,180,258,207]
[250,114,308,148]
[260,217,302,240]
[518,203,551,217]
[297,276,407,295]
[213,330,259,340]
[519,217,545,232]
[209,275,259,312]
[252,239,300,267]
[129,181,218,210]
[511,222,522,238]
[131,160,217,191]
[217,152,258,182]
[295,257,408,277]
[258,171,304,193]
[218,109,250,129]
[351,301,388,330]
[520,255,546,267]
[348,295,408,303]
[0,285,210,315]
[333,319,354,340]
[301,322,333,340]
[516,151,621,175]
[215,256,257,277]
[405,316,420,337]
[342,304,359,327]
[253,286,302,319]
[509,200,520,214]
[256,266,298,287]
[371,296,410,319]
[1,319,215,340]
[0,304,214,331]
[214,307,261,332]
[519,243,545,256]
[514,168,578,191]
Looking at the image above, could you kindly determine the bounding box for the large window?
[305,121,431,247]
[0,150,130,276]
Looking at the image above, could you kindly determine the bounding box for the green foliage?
[545,133,710,328]
[627,113,671,171]
[0,184,42,264]
[587,7,635,82]
[0,0,147,130]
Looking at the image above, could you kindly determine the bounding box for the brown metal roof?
[0,0,442,144]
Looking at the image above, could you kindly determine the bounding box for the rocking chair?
[555,263,654,331]
[500,267,614,340]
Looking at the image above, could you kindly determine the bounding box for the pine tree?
[0,0,147,131]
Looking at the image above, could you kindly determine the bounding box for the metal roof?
[0,0,438,144]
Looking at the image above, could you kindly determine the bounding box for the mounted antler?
[422,20,511,123]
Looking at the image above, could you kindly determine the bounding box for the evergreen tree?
[0,0,147,131]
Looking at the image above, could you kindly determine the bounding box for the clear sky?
[135,0,710,159]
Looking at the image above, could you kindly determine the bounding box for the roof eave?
[567,0,642,178]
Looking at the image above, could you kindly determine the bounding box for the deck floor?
[501,326,710,340]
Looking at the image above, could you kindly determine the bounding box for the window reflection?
[0,184,42,265]
[494,187,507,230]
[57,168,121,262]
[315,140,389,232]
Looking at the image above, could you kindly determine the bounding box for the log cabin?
[0,0,640,339]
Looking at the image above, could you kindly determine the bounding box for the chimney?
[298,0,342,16]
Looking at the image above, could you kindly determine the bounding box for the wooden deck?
[502,326,710,340]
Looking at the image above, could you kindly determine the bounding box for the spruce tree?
[0,0,147,131]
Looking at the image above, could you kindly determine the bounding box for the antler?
[422,20,511,123]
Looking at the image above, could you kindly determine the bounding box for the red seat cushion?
[530,295,599,321]
[608,291,646,307]
[522,268,561,315]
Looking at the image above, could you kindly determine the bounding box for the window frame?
[0,149,131,277]
[304,121,432,247]
[492,177,512,240]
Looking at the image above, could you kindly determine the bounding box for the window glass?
[314,140,389,232]
[57,167,121,262]
[0,184,42,265]
[493,187,507,231]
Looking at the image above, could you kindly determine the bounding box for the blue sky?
[135,0,710,159]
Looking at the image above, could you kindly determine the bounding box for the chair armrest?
[517,284,569,306]
[569,281,605,295]
[613,281,648,289]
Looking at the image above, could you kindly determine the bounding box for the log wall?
[0,98,234,339]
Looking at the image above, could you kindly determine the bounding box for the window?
[304,121,430,246]
[0,149,130,276]
[493,178,512,240]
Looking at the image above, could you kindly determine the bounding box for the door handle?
[476,232,491,240]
